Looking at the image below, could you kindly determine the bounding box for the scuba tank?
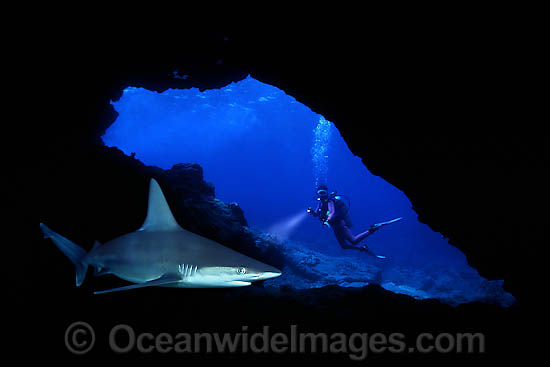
[315,190,352,227]
[331,191,352,227]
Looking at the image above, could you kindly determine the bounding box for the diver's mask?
[317,189,329,200]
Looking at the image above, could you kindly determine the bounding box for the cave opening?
[101,76,514,306]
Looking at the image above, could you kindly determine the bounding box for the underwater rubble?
[243,229,515,307]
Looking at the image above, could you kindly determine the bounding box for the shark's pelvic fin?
[139,178,182,232]
[93,266,111,277]
[93,274,181,295]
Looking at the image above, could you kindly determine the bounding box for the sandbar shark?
[40,178,281,294]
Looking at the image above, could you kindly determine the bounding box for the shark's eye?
[236,267,246,275]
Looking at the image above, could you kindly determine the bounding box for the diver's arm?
[326,201,336,223]
[308,201,321,217]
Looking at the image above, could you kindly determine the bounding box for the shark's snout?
[240,268,282,282]
[256,270,282,281]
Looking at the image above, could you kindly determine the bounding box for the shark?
[40,178,281,294]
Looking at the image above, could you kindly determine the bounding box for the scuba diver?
[307,185,402,259]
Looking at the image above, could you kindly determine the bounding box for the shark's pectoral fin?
[93,274,181,295]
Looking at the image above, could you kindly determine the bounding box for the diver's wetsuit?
[312,198,373,250]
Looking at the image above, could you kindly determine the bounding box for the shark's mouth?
[228,281,252,286]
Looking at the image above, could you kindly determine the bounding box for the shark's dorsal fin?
[139,178,181,231]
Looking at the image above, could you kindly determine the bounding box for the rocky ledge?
[134,157,516,307]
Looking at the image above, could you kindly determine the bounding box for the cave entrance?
[101,76,514,306]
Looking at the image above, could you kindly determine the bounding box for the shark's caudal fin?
[40,223,88,286]
[138,178,182,231]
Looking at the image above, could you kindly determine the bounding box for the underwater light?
[267,210,309,241]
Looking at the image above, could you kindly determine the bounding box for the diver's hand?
[307,207,316,217]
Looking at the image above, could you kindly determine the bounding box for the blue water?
[102,76,514,306]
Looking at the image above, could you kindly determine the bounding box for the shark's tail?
[40,223,88,287]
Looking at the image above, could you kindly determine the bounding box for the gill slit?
[179,264,198,278]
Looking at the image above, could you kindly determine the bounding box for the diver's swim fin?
[371,217,402,230]
[358,245,386,259]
